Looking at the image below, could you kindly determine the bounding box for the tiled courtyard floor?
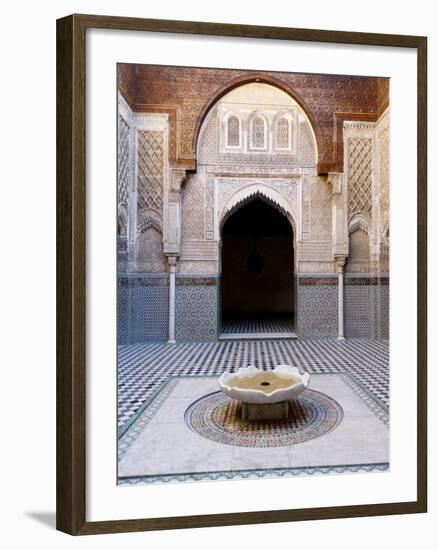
[118,339,389,431]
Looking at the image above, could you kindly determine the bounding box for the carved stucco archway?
[219,183,297,239]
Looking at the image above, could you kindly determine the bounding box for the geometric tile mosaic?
[117,338,389,430]
[175,284,218,341]
[374,285,389,340]
[345,285,372,338]
[296,284,338,338]
[118,279,169,344]
[185,387,343,447]
[345,284,389,339]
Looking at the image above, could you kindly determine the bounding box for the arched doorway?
[220,197,295,337]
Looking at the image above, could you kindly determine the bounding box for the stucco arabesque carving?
[163,168,190,260]
[328,172,349,260]
[218,179,298,232]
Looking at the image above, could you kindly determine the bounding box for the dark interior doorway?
[220,197,294,334]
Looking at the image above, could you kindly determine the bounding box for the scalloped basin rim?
[218,365,311,404]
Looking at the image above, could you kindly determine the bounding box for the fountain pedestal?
[242,401,290,421]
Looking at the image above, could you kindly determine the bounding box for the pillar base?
[337,335,346,341]
[167,339,176,345]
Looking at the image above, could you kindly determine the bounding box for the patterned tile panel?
[118,277,169,344]
[175,282,218,341]
[296,284,338,338]
[373,285,389,340]
[344,283,389,339]
[345,286,372,338]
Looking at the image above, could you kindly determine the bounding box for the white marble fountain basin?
[218,365,310,404]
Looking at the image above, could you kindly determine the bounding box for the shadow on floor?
[25,511,56,529]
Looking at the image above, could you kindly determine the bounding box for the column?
[336,257,346,341]
[164,169,186,345]
[167,256,177,344]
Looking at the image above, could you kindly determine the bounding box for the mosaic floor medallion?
[185,389,343,448]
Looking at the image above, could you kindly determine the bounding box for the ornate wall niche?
[136,226,168,274]
[118,205,128,238]
[276,117,290,149]
[248,112,268,151]
[273,110,297,153]
[345,214,372,274]
[226,114,241,148]
[348,212,372,235]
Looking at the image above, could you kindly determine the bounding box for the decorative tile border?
[297,277,337,286]
[118,275,169,287]
[118,377,181,457]
[297,276,389,286]
[176,277,217,286]
[119,463,389,485]
[344,277,390,286]
[339,373,389,424]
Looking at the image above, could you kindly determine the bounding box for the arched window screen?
[227,115,240,147]
[251,116,265,149]
[277,117,290,149]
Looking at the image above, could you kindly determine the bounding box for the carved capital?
[170,169,187,192]
[327,172,343,195]
[166,255,178,272]
[335,256,346,273]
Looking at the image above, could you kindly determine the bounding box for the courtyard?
[116,66,390,486]
[117,339,389,484]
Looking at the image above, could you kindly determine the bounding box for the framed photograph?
[56,14,427,535]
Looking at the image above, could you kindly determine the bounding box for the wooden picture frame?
[56,13,427,535]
